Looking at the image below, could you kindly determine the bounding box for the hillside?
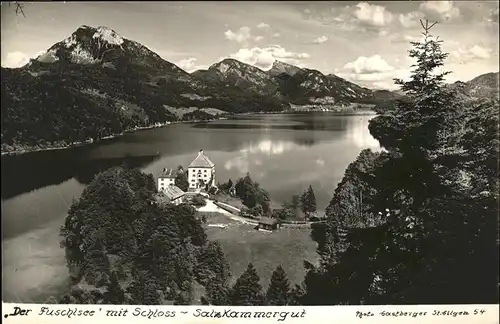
[454,72,499,99]
[192,58,280,96]
[2,24,498,154]
[1,26,286,154]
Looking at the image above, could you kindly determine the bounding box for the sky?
[1,1,499,90]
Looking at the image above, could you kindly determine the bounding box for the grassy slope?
[202,212,318,290]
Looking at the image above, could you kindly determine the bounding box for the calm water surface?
[1,112,380,302]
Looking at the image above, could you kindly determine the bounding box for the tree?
[227,179,234,191]
[190,194,207,207]
[127,271,161,304]
[230,263,265,306]
[300,185,317,217]
[266,265,291,305]
[289,284,306,306]
[58,167,212,305]
[234,173,271,213]
[175,166,189,191]
[203,280,231,305]
[196,241,231,286]
[103,271,125,304]
[303,19,499,305]
[250,204,263,217]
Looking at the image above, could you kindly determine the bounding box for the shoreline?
[1,110,376,157]
[0,116,229,157]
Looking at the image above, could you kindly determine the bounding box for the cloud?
[228,45,310,70]
[342,55,395,74]
[450,45,493,63]
[2,52,30,68]
[1,51,45,68]
[391,34,425,44]
[324,2,395,34]
[272,33,281,37]
[224,26,252,44]
[312,35,328,44]
[398,11,421,28]
[224,26,263,45]
[354,2,394,27]
[338,68,411,90]
[257,22,270,29]
[175,57,207,72]
[338,55,410,90]
[419,1,460,22]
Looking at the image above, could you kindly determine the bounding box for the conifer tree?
[303,19,498,305]
[104,271,125,304]
[288,284,306,306]
[266,265,291,305]
[300,185,317,217]
[230,263,265,306]
[175,167,189,192]
[203,280,231,305]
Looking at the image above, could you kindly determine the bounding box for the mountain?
[29,25,194,83]
[371,72,499,113]
[192,58,280,96]
[267,60,302,77]
[1,26,286,154]
[460,72,499,99]
[275,67,374,106]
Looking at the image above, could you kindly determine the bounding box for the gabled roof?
[159,168,176,178]
[188,150,215,168]
[161,185,185,200]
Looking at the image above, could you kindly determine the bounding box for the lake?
[1,112,380,303]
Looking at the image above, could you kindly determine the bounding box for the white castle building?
[157,168,176,192]
[188,149,216,189]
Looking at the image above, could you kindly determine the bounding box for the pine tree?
[266,265,291,305]
[103,271,125,304]
[127,271,161,304]
[230,263,265,306]
[303,19,500,305]
[288,284,306,305]
[300,185,317,217]
[196,241,231,286]
[175,167,189,191]
[204,280,231,305]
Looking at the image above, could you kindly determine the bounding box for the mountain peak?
[272,60,293,68]
[268,60,301,77]
[29,25,187,77]
[66,25,124,47]
[92,26,124,46]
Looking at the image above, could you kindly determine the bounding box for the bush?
[191,194,207,207]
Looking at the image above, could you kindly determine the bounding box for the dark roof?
[159,168,176,178]
[258,217,278,225]
[188,150,215,168]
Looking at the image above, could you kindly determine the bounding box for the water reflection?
[1,150,160,200]
[343,116,380,150]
